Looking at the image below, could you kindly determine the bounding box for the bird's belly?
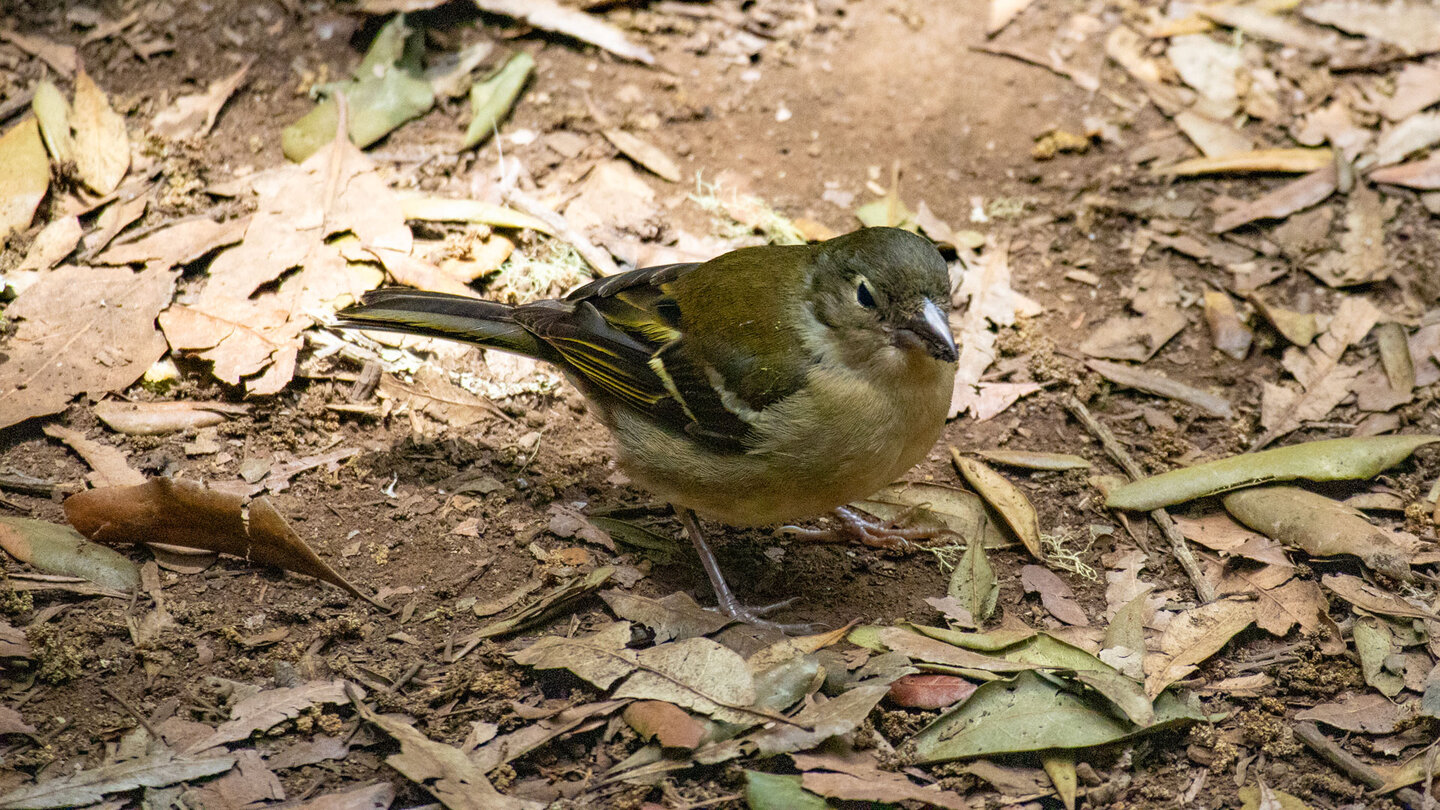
[610,362,951,526]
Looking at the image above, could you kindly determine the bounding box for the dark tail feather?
[336,289,547,358]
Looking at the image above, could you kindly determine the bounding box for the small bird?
[337,227,958,629]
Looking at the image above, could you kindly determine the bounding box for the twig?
[501,186,620,277]
[1064,394,1216,603]
[1294,722,1430,808]
[100,685,163,741]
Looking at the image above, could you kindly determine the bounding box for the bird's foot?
[713,596,819,634]
[782,505,932,552]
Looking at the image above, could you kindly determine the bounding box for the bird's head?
[808,227,958,370]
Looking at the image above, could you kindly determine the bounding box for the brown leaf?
[288,783,395,810]
[64,478,366,599]
[602,129,681,183]
[887,674,977,709]
[353,698,543,810]
[71,68,130,195]
[1086,359,1233,418]
[0,29,78,75]
[189,749,284,809]
[1020,565,1089,626]
[1295,693,1414,734]
[509,620,636,689]
[96,216,249,268]
[93,400,249,436]
[1309,185,1396,287]
[1257,296,1381,448]
[1144,599,1255,697]
[1321,573,1438,620]
[1225,487,1413,580]
[0,265,173,431]
[953,453,1043,559]
[1079,267,1186,362]
[42,424,145,487]
[804,770,972,810]
[1370,152,1440,190]
[1203,290,1253,360]
[612,637,767,725]
[1160,148,1332,177]
[151,62,251,140]
[622,701,705,749]
[600,589,733,641]
[0,517,141,591]
[16,216,83,273]
[184,681,355,754]
[0,118,50,238]
[1212,166,1337,233]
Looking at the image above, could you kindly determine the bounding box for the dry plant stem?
[1063,394,1216,603]
[1294,722,1430,808]
[100,684,162,741]
[500,186,621,277]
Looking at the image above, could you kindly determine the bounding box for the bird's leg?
[782,505,933,552]
[674,506,810,633]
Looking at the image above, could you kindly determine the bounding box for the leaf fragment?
[463,52,534,150]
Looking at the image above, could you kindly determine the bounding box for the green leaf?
[282,70,435,162]
[463,51,535,150]
[0,517,139,592]
[1107,435,1440,511]
[910,670,1205,763]
[1353,618,1404,698]
[948,535,997,622]
[744,771,832,810]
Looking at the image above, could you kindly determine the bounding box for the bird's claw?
[782,506,933,552]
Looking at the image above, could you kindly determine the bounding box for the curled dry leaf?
[1223,487,1412,580]
[888,674,978,709]
[1159,148,1331,177]
[953,451,1042,559]
[1321,573,1438,620]
[1106,435,1440,512]
[1203,290,1252,360]
[1249,295,1318,347]
[64,478,366,599]
[93,400,250,436]
[622,701,706,749]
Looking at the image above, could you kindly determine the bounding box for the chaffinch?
[338,226,958,630]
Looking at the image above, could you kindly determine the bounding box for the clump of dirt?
[26,623,87,684]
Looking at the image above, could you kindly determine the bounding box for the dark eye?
[856,280,877,309]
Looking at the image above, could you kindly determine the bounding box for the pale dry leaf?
[0,29,78,75]
[151,61,251,140]
[42,424,145,488]
[83,193,149,258]
[1257,296,1382,447]
[1381,60,1440,121]
[1370,152,1440,190]
[802,764,970,810]
[950,240,1023,418]
[71,68,130,195]
[1199,5,1339,51]
[468,701,623,773]
[184,680,354,753]
[1086,359,1233,418]
[0,117,50,239]
[1294,693,1414,734]
[0,265,173,430]
[190,749,285,809]
[1167,35,1243,118]
[93,400,249,436]
[750,685,889,757]
[602,129,681,183]
[97,216,249,268]
[1021,564,1089,626]
[600,589,734,642]
[954,453,1042,559]
[1373,111,1440,168]
[1301,1,1440,56]
[354,701,541,810]
[1144,599,1255,697]
[1174,110,1256,158]
[378,367,497,432]
[988,0,1040,36]
[1079,267,1186,362]
[1203,289,1253,360]
[509,620,636,689]
[612,637,763,725]
[17,216,83,273]
[1224,487,1412,580]
[1212,165,1337,233]
[288,783,395,810]
[0,748,235,809]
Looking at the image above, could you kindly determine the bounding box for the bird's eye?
[856,279,878,309]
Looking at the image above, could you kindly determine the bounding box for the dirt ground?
[3,0,1440,808]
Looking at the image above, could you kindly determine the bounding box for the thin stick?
[1294,722,1429,808]
[1063,394,1216,603]
[501,186,620,277]
[100,685,162,741]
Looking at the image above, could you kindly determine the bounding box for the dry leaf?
[953,452,1042,559]
[0,747,234,809]
[1167,35,1243,118]
[950,240,1022,417]
[612,638,767,725]
[1161,148,1331,176]
[1086,359,1233,418]
[600,590,733,641]
[1079,267,1186,362]
[1144,599,1255,697]
[1301,1,1440,56]
[1321,573,1437,620]
[1257,296,1381,447]
[42,424,145,488]
[0,118,50,239]
[509,620,636,689]
[16,216,82,273]
[151,61,251,140]
[602,129,681,183]
[1249,295,1318,346]
[0,265,173,430]
[1224,487,1412,580]
[1174,110,1256,158]
[97,216,248,268]
[64,478,367,599]
[1381,60,1440,121]
[71,68,130,195]
[1370,153,1440,190]
[887,674,977,709]
[0,516,141,592]
[1294,693,1414,734]
[622,701,705,749]
[1021,565,1089,627]
[0,29,78,75]
[93,400,249,435]
[378,367,498,432]
[1203,290,1253,360]
[1212,166,1337,233]
[1310,187,1395,288]
[988,0,1039,35]
[353,699,542,810]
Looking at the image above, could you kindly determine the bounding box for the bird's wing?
[513,260,795,452]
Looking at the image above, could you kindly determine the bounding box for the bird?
[336,226,958,630]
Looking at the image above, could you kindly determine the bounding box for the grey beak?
[905,298,958,363]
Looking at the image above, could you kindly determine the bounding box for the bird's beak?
[899,298,958,363]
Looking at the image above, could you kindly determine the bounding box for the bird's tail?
[335,289,547,358]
